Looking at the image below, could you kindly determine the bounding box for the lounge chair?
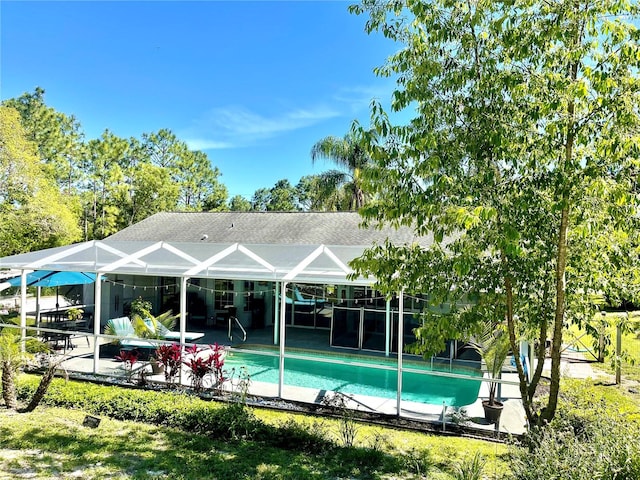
[105,316,204,349]
[282,288,326,311]
[143,318,205,341]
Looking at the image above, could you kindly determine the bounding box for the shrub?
[265,418,333,452]
[400,447,434,477]
[509,380,640,480]
[208,402,263,440]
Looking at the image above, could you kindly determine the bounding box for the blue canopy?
[6,270,97,287]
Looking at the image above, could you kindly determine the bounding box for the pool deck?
[38,323,601,438]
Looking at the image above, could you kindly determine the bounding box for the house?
[100,211,433,349]
[0,211,492,417]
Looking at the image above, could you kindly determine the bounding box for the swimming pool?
[224,349,482,407]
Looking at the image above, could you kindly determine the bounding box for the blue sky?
[1,1,404,199]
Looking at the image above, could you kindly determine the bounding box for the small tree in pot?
[470,322,511,423]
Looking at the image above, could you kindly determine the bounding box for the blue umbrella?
[6,270,97,288]
[6,270,98,314]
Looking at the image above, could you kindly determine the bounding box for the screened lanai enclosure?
[0,212,513,422]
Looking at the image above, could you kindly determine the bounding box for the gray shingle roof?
[107,212,430,246]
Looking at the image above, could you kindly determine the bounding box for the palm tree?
[310,134,370,210]
[0,329,48,409]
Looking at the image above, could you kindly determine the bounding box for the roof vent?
[200,234,208,241]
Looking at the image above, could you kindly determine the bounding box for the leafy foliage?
[155,343,182,384]
[0,327,49,409]
[349,0,640,426]
[0,106,81,255]
[310,134,371,210]
[2,89,229,244]
[469,322,511,406]
[182,343,227,393]
[509,380,640,479]
[114,349,139,382]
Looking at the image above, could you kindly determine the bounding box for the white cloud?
[179,81,397,152]
[183,138,234,151]
[332,82,396,113]
[180,104,341,151]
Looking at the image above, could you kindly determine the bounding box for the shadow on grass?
[0,409,401,480]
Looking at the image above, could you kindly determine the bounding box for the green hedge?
[15,374,333,450]
[17,375,256,434]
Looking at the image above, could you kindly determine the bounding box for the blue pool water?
[224,350,482,407]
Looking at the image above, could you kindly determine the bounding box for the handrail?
[227,316,247,342]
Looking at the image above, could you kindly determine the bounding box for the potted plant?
[470,322,511,424]
[66,307,84,322]
[149,355,164,375]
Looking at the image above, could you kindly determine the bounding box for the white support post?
[396,291,404,417]
[20,271,27,350]
[179,277,188,386]
[179,277,188,345]
[385,299,391,357]
[274,282,280,345]
[35,286,41,329]
[278,281,288,398]
[520,340,530,383]
[358,305,364,350]
[93,273,102,374]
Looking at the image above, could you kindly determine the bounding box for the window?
[244,281,254,312]
[214,279,234,310]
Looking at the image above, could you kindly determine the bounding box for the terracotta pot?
[150,359,164,375]
[482,400,504,424]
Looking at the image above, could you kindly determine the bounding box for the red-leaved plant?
[211,342,226,391]
[182,343,227,393]
[183,344,211,392]
[155,343,182,384]
[115,349,139,382]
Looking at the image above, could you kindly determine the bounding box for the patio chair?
[106,316,205,350]
[143,318,205,341]
[282,288,326,311]
[105,316,155,349]
[106,316,136,336]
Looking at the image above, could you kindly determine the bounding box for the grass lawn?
[0,404,508,480]
[3,309,637,480]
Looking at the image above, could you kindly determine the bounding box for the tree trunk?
[502,259,536,425]
[540,51,579,424]
[541,206,569,424]
[20,362,60,413]
[1,361,18,410]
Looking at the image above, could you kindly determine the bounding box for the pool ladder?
[228,315,247,342]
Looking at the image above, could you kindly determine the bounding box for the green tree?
[142,129,227,211]
[0,106,80,255]
[2,87,85,192]
[84,130,132,239]
[349,0,640,425]
[251,188,270,211]
[124,162,179,225]
[228,195,252,212]
[250,180,300,211]
[296,174,350,211]
[267,179,298,211]
[310,134,371,210]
